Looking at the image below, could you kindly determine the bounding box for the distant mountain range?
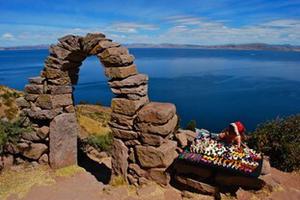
[1,43,300,52]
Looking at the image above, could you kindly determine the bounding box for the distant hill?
[1,43,300,52]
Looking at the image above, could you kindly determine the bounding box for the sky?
[1,0,300,46]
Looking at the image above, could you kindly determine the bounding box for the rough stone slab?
[110,112,135,130]
[176,129,197,144]
[25,84,44,94]
[82,32,106,53]
[51,94,73,108]
[45,56,82,70]
[136,114,178,136]
[175,132,188,148]
[99,46,129,59]
[36,94,52,109]
[29,76,45,84]
[215,173,265,190]
[124,139,141,146]
[22,131,40,141]
[174,161,213,179]
[111,96,149,116]
[89,39,119,55]
[175,175,217,195]
[49,44,86,62]
[111,138,128,179]
[108,74,148,88]
[136,140,177,168]
[47,76,72,85]
[111,127,139,140]
[42,67,68,79]
[140,133,165,146]
[136,102,176,124]
[128,163,147,177]
[25,94,39,102]
[27,108,62,120]
[49,113,78,168]
[23,143,48,160]
[101,54,135,67]
[58,35,82,51]
[104,64,137,79]
[111,84,148,96]
[49,85,73,94]
[16,97,30,108]
[36,126,49,139]
[64,105,75,113]
[148,168,170,186]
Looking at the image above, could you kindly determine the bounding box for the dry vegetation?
[0,85,22,121]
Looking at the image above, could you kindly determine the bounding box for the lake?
[0,48,300,131]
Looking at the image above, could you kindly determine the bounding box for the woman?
[218,121,247,148]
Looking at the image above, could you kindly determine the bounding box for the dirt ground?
[1,165,300,200]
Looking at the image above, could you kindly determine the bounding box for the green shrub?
[186,119,197,131]
[248,114,300,172]
[86,132,113,152]
[0,119,31,155]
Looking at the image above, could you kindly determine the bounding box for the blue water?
[0,48,300,131]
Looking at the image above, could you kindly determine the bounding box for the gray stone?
[104,64,137,79]
[136,115,178,136]
[111,96,149,116]
[25,84,44,94]
[140,133,165,146]
[136,140,177,168]
[111,139,128,179]
[23,143,48,160]
[111,127,139,140]
[108,74,148,88]
[49,113,78,168]
[136,102,176,124]
[16,97,30,108]
[29,76,45,84]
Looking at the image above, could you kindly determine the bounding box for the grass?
[0,166,55,200]
[0,165,86,200]
[0,85,23,121]
[109,176,127,186]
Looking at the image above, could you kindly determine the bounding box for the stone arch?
[21,33,178,185]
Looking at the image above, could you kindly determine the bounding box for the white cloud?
[1,33,15,40]
[109,22,159,33]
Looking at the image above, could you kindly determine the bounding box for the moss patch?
[54,165,85,177]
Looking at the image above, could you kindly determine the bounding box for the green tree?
[186,120,197,131]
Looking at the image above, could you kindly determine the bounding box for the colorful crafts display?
[178,134,262,175]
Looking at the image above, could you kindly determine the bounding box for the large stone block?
[136,115,178,136]
[148,168,170,186]
[99,46,129,59]
[82,32,106,53]
[104,64,137,79]
[175,175,217,195]
[58,35,81,52]
[36,94,52,109]
[27,108,62,120]
[111,96,149,116]
[42,67,68,79]
[111,84,148,96]
[110,112,135,130]
[49,113,78,168]
[23,143,48,160]
[136,140,177,168]
[140,133,165,146]
[111,127,139,140]
[90,40,120,55]
[101,54,135,67]
[111,139,128,178]
[51,94,73,108]
[108,74,148,88]
[136,102,176,124]
[45,56,81,70]
[29,76,45,84]
[25,84,44,94]
[49,44,86,62]
[49,85,73,94]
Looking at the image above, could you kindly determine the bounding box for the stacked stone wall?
[7,33,179,185]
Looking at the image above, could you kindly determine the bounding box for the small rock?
[128,163,147,177]
[140,133,165,146]
[175,132,188,148]
[64,105,75,113]
[23,143,48,160]
[148,168,170,186]
[38,153,49,164]
[24,84,44,94]
[16,97,30,108]
[111,139,128,179]
[22,131,40,141]
[29,76,45,84]
[111,127,138,140]
[108,74,148,88]
[37,126,50,139]
[261,156,271,175]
